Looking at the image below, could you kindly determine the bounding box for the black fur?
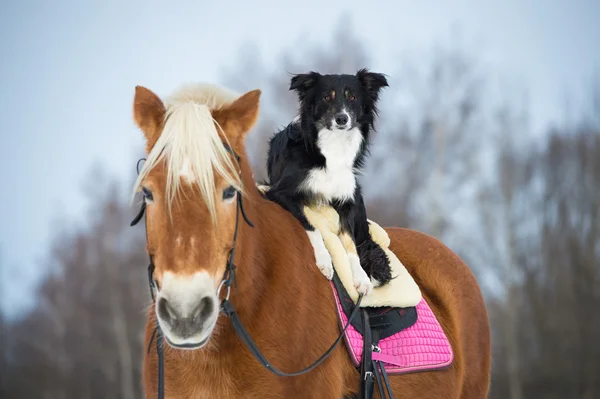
[264,69,392,285]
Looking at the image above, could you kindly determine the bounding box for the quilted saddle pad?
[331,283,454,375]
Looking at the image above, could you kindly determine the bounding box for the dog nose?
[334,113,349,127]
[157,296,215,337]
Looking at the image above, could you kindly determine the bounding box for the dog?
[263,69,392,295]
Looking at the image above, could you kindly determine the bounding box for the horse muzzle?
[154,271,220,349]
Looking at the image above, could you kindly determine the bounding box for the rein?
[130,146,363,398]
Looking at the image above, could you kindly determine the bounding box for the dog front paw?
[348,253,373,295]
[315,249,334,280]
[368,253,392,287]
[354,275,374,296]
[306,229,334,280]
[358,239,392,287]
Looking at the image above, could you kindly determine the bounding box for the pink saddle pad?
[331,283,454,375]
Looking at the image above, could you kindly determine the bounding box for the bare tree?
[364,45,488,241]
[2,169,149,399]
[483,85,600,398]
[0,306,8,398]
[475,104,536,399]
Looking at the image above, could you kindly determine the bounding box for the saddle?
[331,271,453,399]
[298,205,454,399]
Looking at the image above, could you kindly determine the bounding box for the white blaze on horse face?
[179,157,195,181]
[306,229,334,279]
[156,271,219,348]
[301,126,362,203]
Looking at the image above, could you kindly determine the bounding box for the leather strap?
[220,293,363,377]
[156,328,164,399]
[373,360,386,399]
[360,310,374,399]
[372,352,405,367]
[373,360,394,399]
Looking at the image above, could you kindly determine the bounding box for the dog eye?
[223,186,237,201]
[348,94,356,101]
[142,187,153,202]
[324,94,332,101]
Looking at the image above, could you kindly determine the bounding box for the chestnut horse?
[130,82,491,398]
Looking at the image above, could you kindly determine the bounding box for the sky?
[0,0,599,320]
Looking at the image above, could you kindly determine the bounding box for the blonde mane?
[133,83,243,223]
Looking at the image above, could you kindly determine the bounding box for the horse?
[129,82,491,398]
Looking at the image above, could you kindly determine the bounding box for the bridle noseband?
[130,145,362,399]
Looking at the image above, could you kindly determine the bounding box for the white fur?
[156,271,219,347]
[371,277,382,288]
[301,127,363,202]
[348,253,373,295]
[179,157,194,181]
[306,229,334,279]
[132,83,243,223]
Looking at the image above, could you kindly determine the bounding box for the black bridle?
[130,145,363,399]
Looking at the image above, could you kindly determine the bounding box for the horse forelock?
[132,83,245,223]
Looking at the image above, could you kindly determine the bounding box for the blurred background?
[1,1,599,398]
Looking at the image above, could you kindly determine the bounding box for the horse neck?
[215,185,300,338]
[225,191,265,314]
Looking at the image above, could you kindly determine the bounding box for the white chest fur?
[301,127,363,202]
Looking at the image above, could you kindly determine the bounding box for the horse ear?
[221,89,261,141]
[133,86,166,150]
[356,69,389,103]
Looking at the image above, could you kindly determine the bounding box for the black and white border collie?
[264,69,392,295]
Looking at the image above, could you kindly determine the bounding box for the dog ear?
[356,68,389,103]
[289,72,320,92]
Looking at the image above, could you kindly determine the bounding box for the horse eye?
[348,94,356,101]
[142,187,153,201]
[324,94,331,101]
[223,186,237,200]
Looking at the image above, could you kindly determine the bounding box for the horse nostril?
[191,296,214,323]
[157,296,215,339]
[157,297,177,323]
[335,113,349,126]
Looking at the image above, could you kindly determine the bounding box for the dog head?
[289,69,388,132]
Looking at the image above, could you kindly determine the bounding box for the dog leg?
[265,189,333,279]
[339,232,373,295]
[306,229,334,280]
[334,199,374,295]
[352,188,392,287]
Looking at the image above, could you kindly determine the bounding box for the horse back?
[379,227,492,398]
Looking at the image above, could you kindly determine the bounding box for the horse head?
[131,83,260,349]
